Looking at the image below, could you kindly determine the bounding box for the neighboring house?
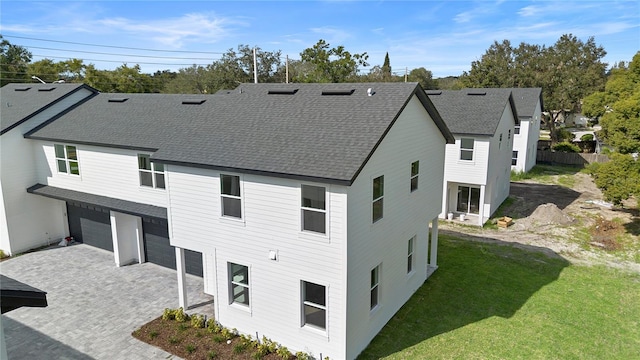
[5,82,454,359]
[427,89,518,226]
[510,88,543,173]
[0,83,98,256]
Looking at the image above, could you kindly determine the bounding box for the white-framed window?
[372,175,384,223]
[370,264,380,310]
[512,151,518,166]
[460,138,474,161]
[138,154,165,189]
[407,237,415,274]
[301,185,326,234]
[514,125,521,135]
[228,262,249,306]
[220,174,242,218]
[54,144,80,175]
[302,281,326,330]
[410,161,419,192]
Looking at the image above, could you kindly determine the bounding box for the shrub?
[276,346,292,359]
[149,330,159,339]
[178,323,189,331]
[552,142,581,153]
[162,308,176,321]
[234,342,248,354]
[212,334,225,343]
[185,344,196,354]
[220,327,237,340]
[174,307,189,322]
[0,250,7,259]
[295,352,312,360]
[169,336,181,344]
[206,319,222,333]
[557,128,576,142]
[190,314,205,329]
[207,350,218,359]
[580,133,594,141]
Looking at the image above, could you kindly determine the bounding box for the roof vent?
[108,98,129,103]
[38,87,56,92]
[321,89,355,96]
[182,99,206,105]
[268,89,299,95]
[14,87,31,92]
[425,91,442,95]
[467,90,486,96]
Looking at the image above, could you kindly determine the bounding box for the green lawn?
[358,235,640,359]
[510,164,583,186]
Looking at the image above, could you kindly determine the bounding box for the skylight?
[108,98,129,103]
[38,87,56,92]
[268,89,299,95]
[182,99,206,105]
[321,89,355,96]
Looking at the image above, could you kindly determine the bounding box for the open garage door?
[143,218,203,277]
[67,202,113,252]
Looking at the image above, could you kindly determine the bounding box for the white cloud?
[454,11,473,23]
[518,5,540,17]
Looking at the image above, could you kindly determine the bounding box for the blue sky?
[1,0,638,78]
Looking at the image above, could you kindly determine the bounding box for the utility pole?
[253,47,258,83]
[286,55,289,83]
[405,67,408,82]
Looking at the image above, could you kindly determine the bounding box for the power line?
[25,46,219,61]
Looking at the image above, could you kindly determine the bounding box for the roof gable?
[0,83,98,135]
[509,88,543,118]
[426,88,518,136]
[26,83,452,185]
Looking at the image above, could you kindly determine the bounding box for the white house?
[427,89,518,226]
[510,88,543,173]
[5,82,454,359]
[0,83,97,256]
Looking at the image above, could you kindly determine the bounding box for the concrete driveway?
[1,243,213,359]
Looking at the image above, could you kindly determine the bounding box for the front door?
[456,186,480,214]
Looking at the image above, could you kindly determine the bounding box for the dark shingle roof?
[509,88,543,118]
[1,275,48,313]
[0,83,97,135]
[426,88,518,136]
[26,82,453,185]
[27,184,167,219]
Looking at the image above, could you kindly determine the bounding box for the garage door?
[67,202,113,252]
[143,218,203,277]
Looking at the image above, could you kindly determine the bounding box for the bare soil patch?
[441,172,640,272]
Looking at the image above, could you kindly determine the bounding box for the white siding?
[441,103,516,225]
[345,95,447,359]
[512,101,542,172]
[0,89,93,255]
[36,142,167,207]
[167,166,347,358]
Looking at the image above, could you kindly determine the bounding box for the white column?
[135,217,145,264]
[110,211,121,267]
[176,247,187,309]
[479,185,486,226]
[430,217,438,268]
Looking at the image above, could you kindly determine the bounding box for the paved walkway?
[1,243,214,359]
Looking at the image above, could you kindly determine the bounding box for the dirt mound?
[523,203,575,226]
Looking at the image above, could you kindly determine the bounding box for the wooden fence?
[536,150,609,166]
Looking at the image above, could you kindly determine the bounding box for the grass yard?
[358,235,640,359]
[510,164,583,186]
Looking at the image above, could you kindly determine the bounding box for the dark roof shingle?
[27,83,453,185]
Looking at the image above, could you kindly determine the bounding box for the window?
[514,125,521,135]
[370,265,380,310]
[508,129,511,140]
[228,263,249,306]
[372,176,384,223]
[460,138,474,161]
[138,154,165,189]
[221,174,242,218]
[55,144,80,175]
[499,133,503,149]
[301,185,326,234]
[512,151,518,166]
[410,161,419,192]
[302,281,326,330]
[407,237,415,274]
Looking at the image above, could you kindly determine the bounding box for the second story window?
[55,144,80,175]
[460,138,474,161]
[221,174,242,218]
[372,175,384,223]
[301,185,326,234]
[138,154,165,189]
[514,125,521,134]
[410,161,419,192]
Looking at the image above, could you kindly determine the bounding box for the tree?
[382,52,392,81]
[408,67,438,89]
[590,153,640,206]
[295,39,369,83]
[0,36,32,86]
[27,58,63,83]
[461,34,608,144]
